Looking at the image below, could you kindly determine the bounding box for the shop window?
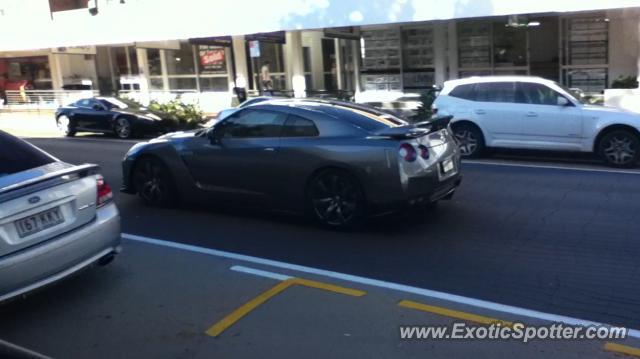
[199,77,228,92]
[165,42,196,76]
[493,23,527,67]
[561,14,609,93]
[147,49,162,76]
[168,78,197,90]
[458,21,491,69]
[0,56,52,90]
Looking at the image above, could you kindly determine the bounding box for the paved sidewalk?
[0,111,60,138]
[0,238,638,358]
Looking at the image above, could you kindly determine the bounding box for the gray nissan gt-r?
[121,99,462,228]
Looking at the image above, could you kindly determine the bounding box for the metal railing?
[3,90,99,110]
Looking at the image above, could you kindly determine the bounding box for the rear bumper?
[0,202,121,302]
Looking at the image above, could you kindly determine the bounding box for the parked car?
[433,76,640,167]
[121,99,462,228]
[55,97,173,139]
[0,130,121,303]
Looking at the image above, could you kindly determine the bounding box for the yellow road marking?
[206,278,365,337]
[604,342,640,357]
[292,278,366,297]
[398,300,513,327]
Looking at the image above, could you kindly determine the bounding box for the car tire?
[132,157,177,207]
[306,169,365,229]
[452,123,484,158]
[598,130,640,168]
[56,115,76,137]
[114,117,133,139]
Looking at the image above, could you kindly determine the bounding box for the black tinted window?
[0,132,55,178]
[218,109,286,138]
[449,84,475,100]
[76,99,91,108]
[517,82,564,106]
[475,82,516,103]
[283,116,319,137]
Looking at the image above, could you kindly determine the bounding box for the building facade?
[0,1,639,112]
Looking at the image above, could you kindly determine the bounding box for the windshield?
[98,97,132,109]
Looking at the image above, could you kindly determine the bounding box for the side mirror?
[207,128,221,145]
[557,97,570,107]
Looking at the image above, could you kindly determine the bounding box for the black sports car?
[55,97,173,139]
[121,99,462,228]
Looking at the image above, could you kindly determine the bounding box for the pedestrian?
[260,61,273,96]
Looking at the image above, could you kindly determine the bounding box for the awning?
[0,0,638,51]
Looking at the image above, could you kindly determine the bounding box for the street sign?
[249,41,260,58]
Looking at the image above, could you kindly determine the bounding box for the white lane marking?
[231,265,292,281]
[463,159,640,175]
[123,233,640,338]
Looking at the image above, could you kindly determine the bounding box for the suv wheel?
[598,130,639,168]
[452,123,484,158]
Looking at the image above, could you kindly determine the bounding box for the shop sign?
[249,41,261,58]
[51,46,97,55]
[198,46,226,74]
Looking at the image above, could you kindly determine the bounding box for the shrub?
[611,76,639,89]
[147,100,206,130]
[409,89,438,122]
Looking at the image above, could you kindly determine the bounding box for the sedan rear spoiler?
[373,115,453,139]
[0,163,99,203]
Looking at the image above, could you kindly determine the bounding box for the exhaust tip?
[97,253,116,266]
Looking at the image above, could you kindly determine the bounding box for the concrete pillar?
[232,35,249,89]
[159,49,169,91]
[334,39,343,90]
[447,20,459,80]
[637,19,640,86]
[352,38,362,95]
[434,22,447,87]
[308,31,325,90]
[136,47,150,104]
[48,53,63,91]
[286,31,306,98]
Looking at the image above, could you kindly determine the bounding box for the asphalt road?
[25,137,640,330]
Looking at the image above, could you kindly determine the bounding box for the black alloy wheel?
[132,158,177,207]
[114,117,133,139]
[308,170,364,228]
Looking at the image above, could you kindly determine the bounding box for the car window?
[517,82,565,106]
[218,109,286,138]
[283,115,319,137]
[75,99,92,108]
[449,84,475,100]
[475,82,516,103]
[0,132,55,179]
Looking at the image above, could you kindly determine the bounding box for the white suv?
[433,76,640,167]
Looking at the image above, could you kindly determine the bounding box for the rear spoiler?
[373,115,453,139]
[0,163,99,203]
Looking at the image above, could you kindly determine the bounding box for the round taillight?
[398,143,417,162]
[418,145,430,159]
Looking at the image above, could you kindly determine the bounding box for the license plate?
[15,207,64,238]
[440,158,455,175]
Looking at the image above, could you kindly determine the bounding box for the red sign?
[199,46,226,73]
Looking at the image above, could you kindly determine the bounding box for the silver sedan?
[0,131,121,302]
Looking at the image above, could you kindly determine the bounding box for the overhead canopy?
[0,0,638,51]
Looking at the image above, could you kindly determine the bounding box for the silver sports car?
[121,99,462,228]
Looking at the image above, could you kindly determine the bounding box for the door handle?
[526,112,538,117]
[263,147,275,152]
[474,109,486,115]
